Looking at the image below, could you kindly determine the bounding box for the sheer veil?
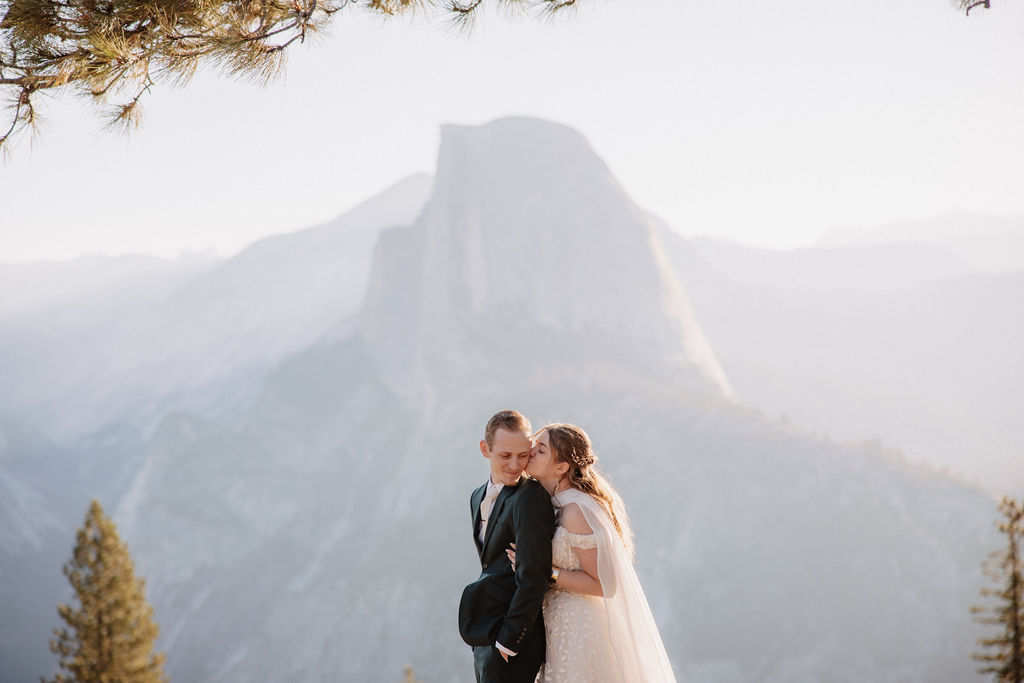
[555,487,677,682]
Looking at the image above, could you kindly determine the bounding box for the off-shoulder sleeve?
[563,530,598,550]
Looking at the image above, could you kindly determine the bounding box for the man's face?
[480,427,532,486]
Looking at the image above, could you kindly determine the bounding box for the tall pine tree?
[45,499,167,683]
[973,496,1024,683]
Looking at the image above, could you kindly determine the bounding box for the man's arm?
[495,482,556,653]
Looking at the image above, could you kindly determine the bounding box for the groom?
[459,410,556,683]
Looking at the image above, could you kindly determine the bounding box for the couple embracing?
[458,410,677,683]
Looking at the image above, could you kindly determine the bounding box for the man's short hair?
[484,410,532,449]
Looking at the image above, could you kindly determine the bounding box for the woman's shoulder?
[558,498,595,536]
[558,488,616,528]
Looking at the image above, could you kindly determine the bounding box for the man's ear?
[480,440,490,458]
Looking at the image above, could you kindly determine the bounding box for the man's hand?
[495,641,516,661]
[506,542,517,570]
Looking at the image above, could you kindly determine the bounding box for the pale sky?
[0,0,1022,263]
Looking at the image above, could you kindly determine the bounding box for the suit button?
[482,563,488,569]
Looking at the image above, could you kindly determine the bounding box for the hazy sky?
[1,0,1022,262]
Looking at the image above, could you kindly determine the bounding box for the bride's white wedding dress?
[535,488,677,683]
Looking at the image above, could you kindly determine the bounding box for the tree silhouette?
[44,499,167,683]
[972,496,1024,683]
[961,0,991,16]
[0,0,577,152]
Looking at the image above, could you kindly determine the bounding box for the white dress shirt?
[480,477,516,659]
[478,478,504,544]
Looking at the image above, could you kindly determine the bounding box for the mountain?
[76,118,997,683]
[688,234,970,292]
[0,173,433,443]
[658,225,1024,494]
[0,252,219,318]
[0,173,432,683]
[360,118,734,403]
[818,210,1024,273]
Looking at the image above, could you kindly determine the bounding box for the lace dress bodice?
[537,489,678,683]
[551,526,597,570]
[536,512,616,682]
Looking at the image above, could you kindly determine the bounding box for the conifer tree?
[960,0,992,16]
[0,0,577,153]
[44,499,167,683]
[972,496,1024,683]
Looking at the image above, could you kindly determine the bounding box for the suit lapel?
[471,484,486,556]
[481,481,518,553]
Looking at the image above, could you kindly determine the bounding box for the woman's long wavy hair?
[541,423,635,562]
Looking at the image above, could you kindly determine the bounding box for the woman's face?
[526,429,565,485]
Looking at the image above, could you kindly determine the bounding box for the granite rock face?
[1,118,998,683]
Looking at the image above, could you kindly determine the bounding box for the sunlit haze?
[2,3,1024,680]
[1,0,1023,262]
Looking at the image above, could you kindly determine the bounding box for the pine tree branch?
[964,0,990,15]
[0,0,617,153]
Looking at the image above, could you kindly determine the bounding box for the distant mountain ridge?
[688,234,971,292]
[0,173,432,442]
[818,210,1024,273]
[105,118,995,683]
[657,224,1024,494]
[0,118,1007,683]
[0,174,433,683]
[0,253,219,318]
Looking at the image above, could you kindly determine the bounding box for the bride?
[508,423,677,683]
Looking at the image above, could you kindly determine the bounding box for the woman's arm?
[551,503,603,597]
[506,502,607,597]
